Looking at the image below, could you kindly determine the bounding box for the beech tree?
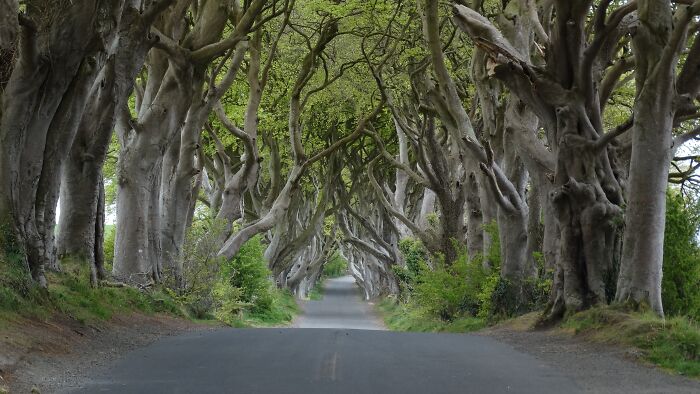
[112,0,266,283]
[0,1,172,286]
[453,0,700,318]
[4,0,700,324]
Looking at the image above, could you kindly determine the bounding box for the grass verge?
[0,258,185,327]
[308,279,324,300]
[562,306,700,377]
[377,298,485,333]
[0,256,299,329]
[228,289,300,328]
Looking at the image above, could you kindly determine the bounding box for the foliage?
[164,219,227,318]
[412,252,491,320]
[377,298,485,333]
[308,284,324,301]
[563,306,700,377]
[103,224,115,271]
[393,238,499,321]
[221,236,271,304]
[393,238,429,297]
[322,252,348,278]
[163,221,298,327]
[233,289,299,328]
[392,227,551,323]
[482,220,502,267]
[486,251,552,320]
[662,191,700,320]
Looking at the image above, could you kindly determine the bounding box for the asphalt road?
[294,276,385,330]
[69,276,581,394]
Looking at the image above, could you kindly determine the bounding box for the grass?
[378,296,700,378]
[0,256,185,326]
[1,250,300,331]
[377,298,485,333]
[228,289,300,328]
[562,306,700,377]
[308,279,325,300]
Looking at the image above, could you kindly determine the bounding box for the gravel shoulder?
[479,317,700,394]
[1,313,220,393]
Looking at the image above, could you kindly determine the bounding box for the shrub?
[221,235,271,310]
[412,248,496,321]
[103,225,115,271]
[322,252,348,278]
[394,238,429,298]
[662,191,700,320]
[165,219,227,318]
[398,238,428,276]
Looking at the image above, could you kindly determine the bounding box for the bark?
[114,0,263,283]
[0,1,125,285]
[453,2,630,321]
[418,188,436,230]
[57,5,160,281]
[465,173,483,260]
[160,44,247,281]
[616,2,698,316]
[0,0,18,89]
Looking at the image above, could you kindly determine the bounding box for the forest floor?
[478,313,700,393]
[0,312,222,393]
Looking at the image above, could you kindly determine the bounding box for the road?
[69,276,581,394]
[294,276,385,330]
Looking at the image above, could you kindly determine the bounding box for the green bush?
[322,252,348,278]
[398,238,428,277]
[410,247,497,321]
[162,219,298,326]
[103,225,115,271]
[166,219,227,318]
[221,236,271,310]
[394,238,429,298]
[392,237,505,321]
[662,191,700,320]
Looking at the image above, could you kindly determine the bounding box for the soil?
[479,317,700,394]
[0,313,220,393]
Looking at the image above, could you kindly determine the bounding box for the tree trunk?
[57,6,161,283]
[616,0,681,316]
[0,1,121,285]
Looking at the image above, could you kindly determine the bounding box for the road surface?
[294,276,385,330]
[69,276,581,394]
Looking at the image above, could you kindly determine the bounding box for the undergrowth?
[377,298,485,333]
[0,256,183,327]
[228,289,299,328]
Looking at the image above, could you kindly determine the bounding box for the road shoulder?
[479,317,700,394]
[1,313,220,393]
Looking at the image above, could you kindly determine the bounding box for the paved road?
[295,276,385,330]
[69,276,581,394]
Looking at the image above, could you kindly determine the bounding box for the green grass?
[0,256,185,327]
[562,306,700,377]
[377,298,485,333]
[229,289,300,328]
[308,279,325,300]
